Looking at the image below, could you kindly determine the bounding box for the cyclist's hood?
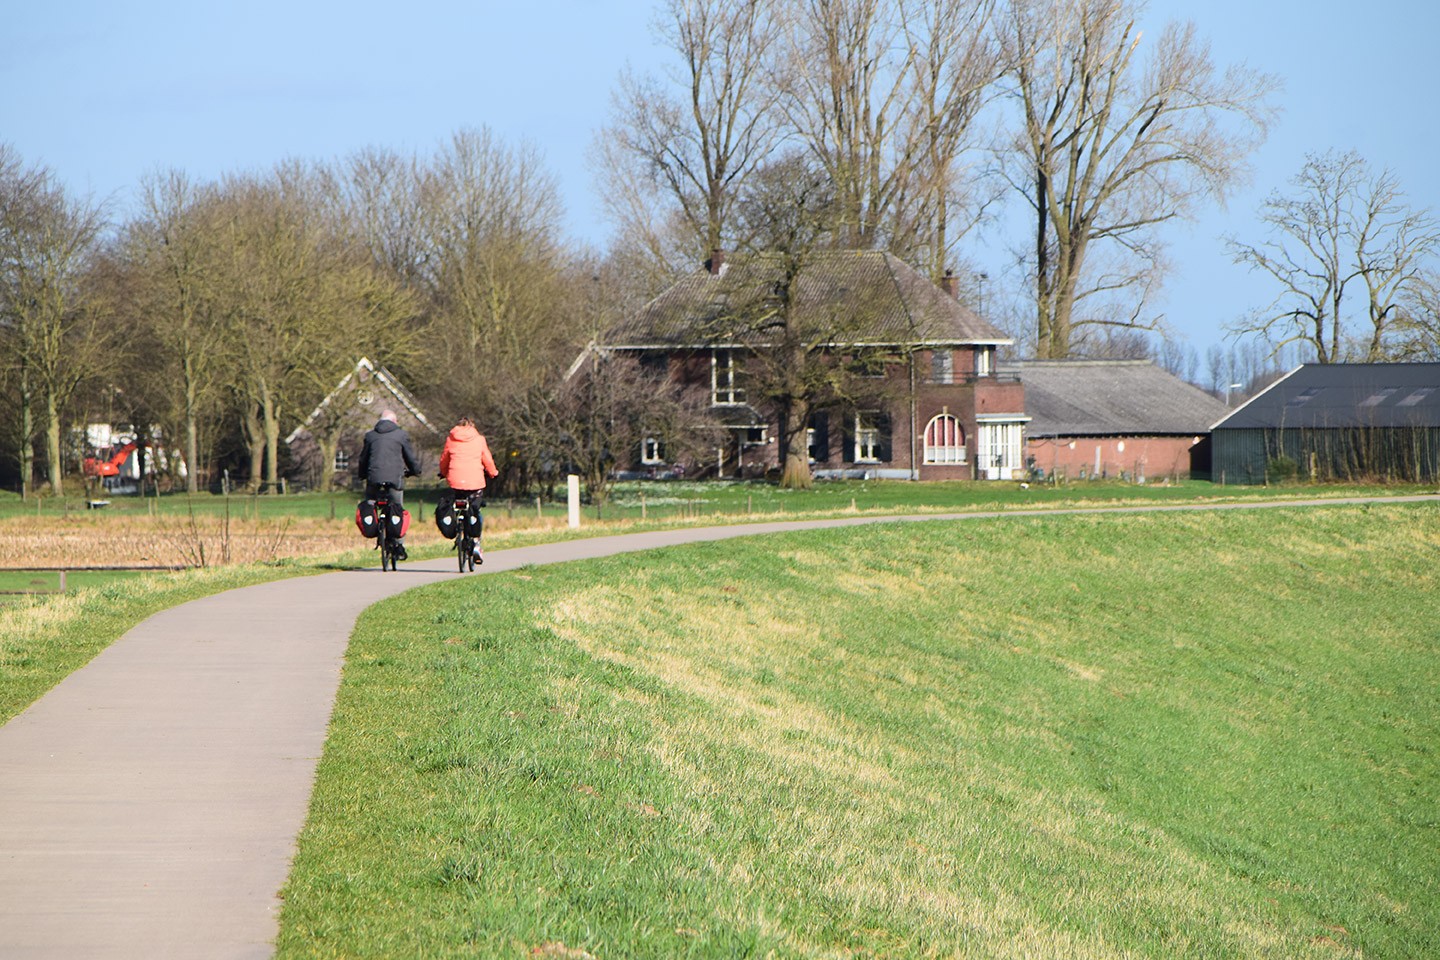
[372,418,402,434]
[447,423,482,442]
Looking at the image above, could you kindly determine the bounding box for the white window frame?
[641,436,664,465]
[853,411,882,463]
[975,345,994,377]
[711,349,745,405]
[923,413,966,464]
[333,449,350,472]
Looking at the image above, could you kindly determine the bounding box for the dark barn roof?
[1216,363,1440,430]
[1006,360,1229,437]
[605,251,1011,348]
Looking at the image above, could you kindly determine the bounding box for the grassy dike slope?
[278,505,1439,959]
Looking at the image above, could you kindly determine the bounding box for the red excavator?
[83,440,145,478]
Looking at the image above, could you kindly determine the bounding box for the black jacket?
[357,419,420,487]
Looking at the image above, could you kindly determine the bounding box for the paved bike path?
[0,495,1435,958]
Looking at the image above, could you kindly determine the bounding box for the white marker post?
[567,474,581,529]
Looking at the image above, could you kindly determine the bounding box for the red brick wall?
[1025,435,1206,480]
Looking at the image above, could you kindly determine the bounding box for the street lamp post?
[1224,382,1243,406]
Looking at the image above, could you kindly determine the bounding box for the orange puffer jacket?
[439,424,499,491]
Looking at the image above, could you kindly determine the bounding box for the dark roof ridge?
[1010,358,1155,367]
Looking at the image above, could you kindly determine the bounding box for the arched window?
[923,414,966,464]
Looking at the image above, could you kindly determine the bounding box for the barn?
[1209,362,1440,484]
[1006,360,1228,481]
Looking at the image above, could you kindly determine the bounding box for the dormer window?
[975,346,994,377]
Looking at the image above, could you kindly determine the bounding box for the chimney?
[705,248,726,275]
[939,269,959,299]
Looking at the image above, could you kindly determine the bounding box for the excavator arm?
[83,440,142,478]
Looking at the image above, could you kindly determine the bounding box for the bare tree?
[784,0,1000,266]
[408,129,588,492]
[1000,0,1275,358]
[110,171,229,492]
[598,0,785,269]
[327,146,428,285]
[1228,150,1440,362]
[212,165,418,491]
[1396,268,1440,360]
[0,147,108,496]
[898,0,1003,277]
[696,155,904,489]
[548,354,720,503]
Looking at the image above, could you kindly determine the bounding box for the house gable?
[285,358,440,488]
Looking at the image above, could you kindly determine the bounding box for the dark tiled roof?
[1006,360,1229,436]
[605,251,1010,348]
[1216,363,1440,429]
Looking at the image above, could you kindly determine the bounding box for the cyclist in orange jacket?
[439,418,499,559]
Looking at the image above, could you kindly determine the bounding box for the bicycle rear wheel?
[378,514,393,571]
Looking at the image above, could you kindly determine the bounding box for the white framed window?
[854,411,882,463]
[641,437,664,465]
[923,413,966,464]
[712,349,745,405]
[975,345,994,377]
[333,449,350,472]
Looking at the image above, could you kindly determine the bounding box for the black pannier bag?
[355,500,379,538]
[463,499,483,536]
[434,496,457,537]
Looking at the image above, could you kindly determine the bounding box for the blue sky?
[3,0,1437,363]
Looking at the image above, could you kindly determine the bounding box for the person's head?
[455,417,473,429]
[380,409,398,423]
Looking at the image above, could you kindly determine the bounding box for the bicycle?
[448,492,484,572]
[371,483,405,572]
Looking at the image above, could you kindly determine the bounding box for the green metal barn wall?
[1211,427,1440,484]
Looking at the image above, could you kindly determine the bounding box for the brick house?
[597,250,1027,480]
[285,357,441,490]
[1004,359,1229,481]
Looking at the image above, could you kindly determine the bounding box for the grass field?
[3,478,1433,570]
[273,503,1439,959]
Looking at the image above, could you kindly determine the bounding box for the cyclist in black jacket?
[358,409,420,559]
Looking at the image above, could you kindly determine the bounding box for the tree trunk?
[243,402,264,492]
[19,363,34,498]
[44,391,63,496]
[318,434,340,492]
[262,387,280,494]
[183,357,200,494]
[778,399,812,490]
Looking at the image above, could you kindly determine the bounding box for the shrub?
[1266,455,1300,484]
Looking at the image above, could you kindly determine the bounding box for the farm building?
[1005,360,1229,481]
[285,358,441,490]
[592,250,1027,480]
[1209,362,1440,484]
